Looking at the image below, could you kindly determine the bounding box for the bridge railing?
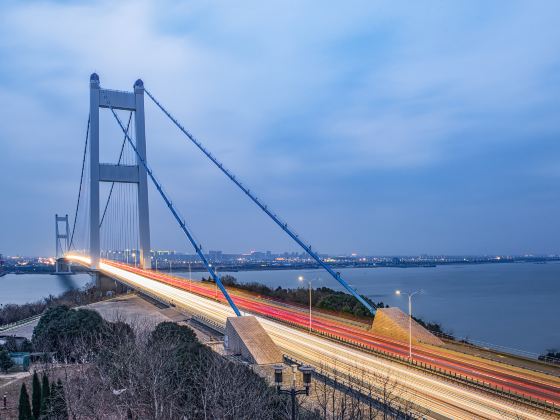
[0,314,43,332]
[284,354,422,418]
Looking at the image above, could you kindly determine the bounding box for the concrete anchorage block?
[224,316,283,365]
[371,307,443,346]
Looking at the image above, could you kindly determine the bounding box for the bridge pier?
[54,258,72,274]
[95,272,129,294]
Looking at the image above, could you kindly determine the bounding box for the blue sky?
[1,0,560,256]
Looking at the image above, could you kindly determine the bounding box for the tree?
[81,320,288,419]
[220,275,237,286]
[0,348,14,373]
[31,371,42,418]
[32,306,106,360]
[150,322,198,346]
[40,373,51,415]
[50,379,68,419]
[18,383,33,420]
[217,277,388,319]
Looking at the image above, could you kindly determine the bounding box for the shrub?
[18,383,32,420]
[32,306,106,360]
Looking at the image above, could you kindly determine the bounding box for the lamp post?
[215,265,219,299]
[298,276,312,332]
[274,364,314,420]
[208,263,219,299]
[188,261,192,293]
[395,289,423,359]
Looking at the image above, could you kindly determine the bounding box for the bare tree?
[37,316,290,419]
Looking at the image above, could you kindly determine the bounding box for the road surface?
[68,256,559,420]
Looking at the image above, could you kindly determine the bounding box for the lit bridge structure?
[62,74,559,420]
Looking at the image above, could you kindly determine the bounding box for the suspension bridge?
[60,74,560,420]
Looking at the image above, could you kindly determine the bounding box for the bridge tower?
[89,73,151,270]
[55,214,71,273]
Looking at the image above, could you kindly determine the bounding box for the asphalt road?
[68,256,560,420]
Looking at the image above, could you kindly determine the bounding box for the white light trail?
[67,255,554,420]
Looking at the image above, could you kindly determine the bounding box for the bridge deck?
[66,256,560,420]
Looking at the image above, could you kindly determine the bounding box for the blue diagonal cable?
[145,89,376,314]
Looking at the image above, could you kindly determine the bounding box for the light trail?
[104,259,560,404]
[68,255,558,420]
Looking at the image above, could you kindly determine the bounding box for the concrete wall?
[371,307,443,346]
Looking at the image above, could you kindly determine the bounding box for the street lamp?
[188,261,192,293]
[274,364,314,420]
[298,276,312,332]
[395,289,423,359]
[208,263,219,299]
[215,265,219,299]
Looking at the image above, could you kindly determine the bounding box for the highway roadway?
[68,256,559,420]
[103,260,560,407]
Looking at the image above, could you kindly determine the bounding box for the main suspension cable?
[144,88,376,314]
[69,115,90,250]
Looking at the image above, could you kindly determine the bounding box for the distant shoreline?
[2,256,557,275]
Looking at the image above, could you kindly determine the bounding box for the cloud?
[326,112,453,168]
[318,1,560,170]
[1,0,560,255]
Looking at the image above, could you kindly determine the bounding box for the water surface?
[0,273,92,306]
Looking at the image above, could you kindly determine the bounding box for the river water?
[1,263,558,355]
[0,273,92,306]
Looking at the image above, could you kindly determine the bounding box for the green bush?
[216,276,387,319]
[32,306,106,359]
